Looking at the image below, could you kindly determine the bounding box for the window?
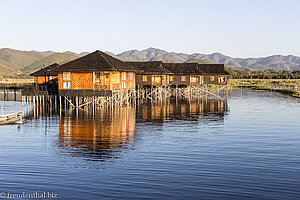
[210,76,215,82]
[122,82,127,88]
[153,76,160,82]
[63,82,71,89]
[191,76,197,82]
[128,72,134,80]
[129,82,134,88]
[181,76,186,81]
[170,76,173,82]
[142,76,147,81]
[122,72,127,80]
[219,76,226,83]
[68,82,72,89]
[63,72,71,80]
[63,82,67,89]
[95,72,101,82]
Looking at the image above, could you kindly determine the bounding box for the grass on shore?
[252,85,300,98]
[228,79,300,87]
[0,78,34,84]
[229,79,300,98]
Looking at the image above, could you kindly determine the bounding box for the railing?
[94,84,109,90]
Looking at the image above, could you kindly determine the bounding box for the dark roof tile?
[125,61,173,75]
[198,64,230,75]
[30,63,60,76]
[163,63,205,75]
[55,50,141,72]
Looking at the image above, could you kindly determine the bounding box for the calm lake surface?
[0,90,300,200]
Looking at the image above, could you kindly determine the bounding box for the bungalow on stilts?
[197,64,230,85]
[24,50,230,111]
[162,63,205,86]
[26,63,60,96]
[53,50,141,108]
[125,61,173,101]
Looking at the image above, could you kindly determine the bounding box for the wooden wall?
[203,75,228,85]
[136,75,168,86]
[72,72,94,90]
[190,75,203,85]
[169,75,190,85]
[58,71,135,91]
[58,72,93,90]
[36,76,57,84]
[136,75,152,86]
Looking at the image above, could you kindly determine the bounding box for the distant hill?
[185,58,214,64]
[0,60,20,77]
[0,48,45,68]
[114,48,300,70]
[1,47,300,78]
[32,50,56,56]
[21,53,79,73]
[117,48,187,63]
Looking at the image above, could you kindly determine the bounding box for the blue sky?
[0,0,299,57]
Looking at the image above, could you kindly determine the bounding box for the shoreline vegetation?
[0,78,300,98]
[229,79,300,98]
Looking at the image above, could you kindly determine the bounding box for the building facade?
[125,61,173,87]
[54,51,140,96]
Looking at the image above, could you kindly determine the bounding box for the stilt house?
[30,63,60,85]
[162,63,205,86]
[125,61,173,86]
[197,64,230,85]
[54,51,141,96]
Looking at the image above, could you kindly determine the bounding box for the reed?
[252,85,300,98]
[228,79,300,98]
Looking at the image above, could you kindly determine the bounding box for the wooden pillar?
[76,96,79,108]
[14,89,16,101]
[59,96,62,115]
[64,96,67,110]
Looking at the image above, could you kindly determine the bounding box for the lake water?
[0,89,300,200]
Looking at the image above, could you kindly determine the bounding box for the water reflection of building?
[136,98,228,122]
[33,97,228,163]
[58,106,136,161]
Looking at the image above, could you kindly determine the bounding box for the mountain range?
[114,48,300,71]
[0,47,300,78]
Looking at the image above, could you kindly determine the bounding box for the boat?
[0,112,23,125]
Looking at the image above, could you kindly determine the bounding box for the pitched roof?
[30,63,60,76]
[125,61,173,75]
[162,63,206,75]
[55,50,141,72]
[198,64,230,75]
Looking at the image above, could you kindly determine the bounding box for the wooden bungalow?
[197,64,230,85]
[125,61,173,86]
[54,50,141,96]
[30,63,60,85]
[162,63,206,86]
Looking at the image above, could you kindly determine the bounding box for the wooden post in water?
[64,96,67,110]
[14,89,16,101]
